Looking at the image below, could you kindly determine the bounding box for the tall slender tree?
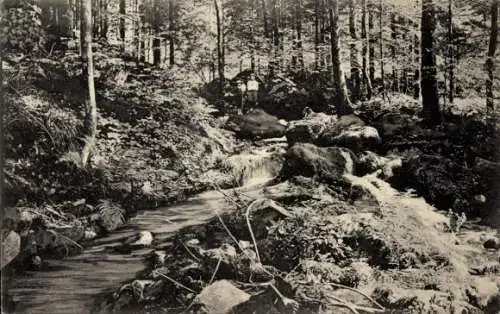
[314,0,320,69]
[152,0,161,65]
[214,0,224,95]
[168,0,175,66]
[101,0,108,39]
[378,0,385,98]
[368,5,375,84]
[80,0,97,166]
[361,0,373,99]
[390,13,398,92]
[119,0,126,46]
[261,0,270,38]
[447,0,454,103]
[329,0,354,115]
[421,0,440,125]
[349,0,361,101]
[486,0,498,114]
[295,0,304,68]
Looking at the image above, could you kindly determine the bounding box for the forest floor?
[2,51,239,271]
[3,49,500,314]
[94,91,500,313]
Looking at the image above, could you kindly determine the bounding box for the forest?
[1,0,500,313]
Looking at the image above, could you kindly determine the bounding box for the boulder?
[373,112,417,138]
[357,151,388,175]
[130,231,153,247]
[192,280,250,314]
[225,109,286,140]
[1,231,20,269]
[318,114,366,139]
[399,153,480,215]
[484,238,500,250]
[285,111,335,146]
[280,143,355,182]
[318,125,381,152]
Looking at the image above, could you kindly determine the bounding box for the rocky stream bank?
[94,105,500,314]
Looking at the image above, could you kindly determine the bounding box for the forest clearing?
[1,0,499,313]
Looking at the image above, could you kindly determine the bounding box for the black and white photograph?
[1,0,499,312]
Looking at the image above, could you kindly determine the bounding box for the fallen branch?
[209,257,222,285]
[322,282,385,310]
[245,199,261,263]
[179,240,201,262]
[153,271,197,294]
[327,295,385,314]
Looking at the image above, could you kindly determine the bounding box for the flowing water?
[8,141,286,314]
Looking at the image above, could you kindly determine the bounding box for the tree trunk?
[101,0,108,39]
[368,6,375,84]
[413,27,420,99]
[261,0,270,38]
[152,0,161,66]
[296,0,303,69]
[349,0,361,101]
[135,0,140,60]
[92,0,100,38]
[486,0,498,114]
[447,0,454,103]
[390,13,397,92]
[421,0,441,125]
[67,0,76,37]
[361,0,373,99]
[329,0,354,116]
[169,0,175,66]
[379,0,385,98]
[119,0,126,45]
[272,0,280,74]
[314,0,320,69]
[80,0,97,167]
[214,0,224,95]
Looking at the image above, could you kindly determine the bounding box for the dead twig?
[245,199,261,263]
[179,240,201,262]
[322,282,385,310]
[208,257,222,284]
[153,271,197,294]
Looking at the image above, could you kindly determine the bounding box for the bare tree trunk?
[92,0,100,38]
[447,0,454,103]
[329,0,354,115]
[379,0,385,98]
[296,0,303,69]
[349,0,361,101]
[421,0,440,126]
[119,0,126,47]
[486,0,498,114]
[314,0,320,69]
[169,0,175,66]
[412,0,421,99]
[80,0,97,167]
[368,6,375,84]
[261,0,270,38]
[214,0,224,95]
[361,0,373,99]
[152,0,161,66]
[101,0,108,39]
[391,13,399,92]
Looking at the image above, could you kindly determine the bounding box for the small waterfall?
[222,142,287,187]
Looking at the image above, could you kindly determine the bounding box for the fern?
[96,200,125,232]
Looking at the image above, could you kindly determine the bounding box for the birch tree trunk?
[80,0,97,167]
[349,0,361,101]
[329,0,354,115]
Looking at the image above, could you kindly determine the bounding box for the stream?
[8,140,287,314]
